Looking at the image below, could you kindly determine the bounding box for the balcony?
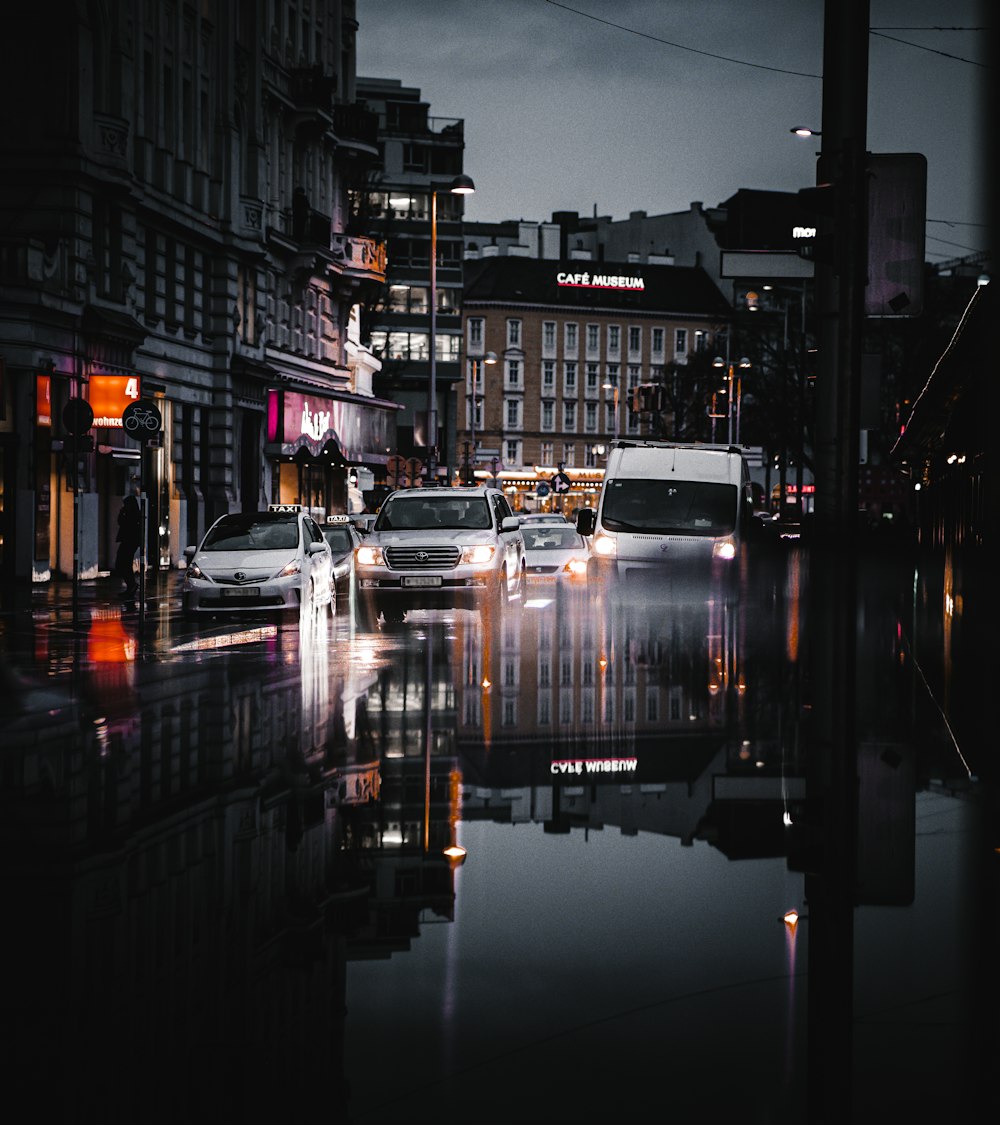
[330,234,387,286]
[333,103,379,158]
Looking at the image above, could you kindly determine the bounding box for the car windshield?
[523,528,586,550]
[202,513,300,551]
[323,527,353,553]
[601,479,737,535]
[375,497,492,531]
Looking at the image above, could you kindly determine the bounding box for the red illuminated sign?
[90,374,140,427]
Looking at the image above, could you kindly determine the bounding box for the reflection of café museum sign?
[556,271,645,291]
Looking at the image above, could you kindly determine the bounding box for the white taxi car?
[182,504,334,617]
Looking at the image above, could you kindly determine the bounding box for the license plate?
[221,586,261,598]
[403,576,442,588]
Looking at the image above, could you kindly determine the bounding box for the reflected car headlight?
[460,544,496,565]
[356,545,385,566]
[277,560,302,578]
[712,538,737,560]
[592,533,616,557]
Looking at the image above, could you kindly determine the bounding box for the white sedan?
[182,505,334,617]
[521,524,591,584]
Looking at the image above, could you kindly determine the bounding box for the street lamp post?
[602,378,620,447]
[428,173,475,483]
[466,349,497,484]
[713,352,751,444]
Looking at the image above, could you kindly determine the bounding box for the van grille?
[385,545,460,570]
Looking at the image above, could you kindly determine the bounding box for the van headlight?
[357,545,385,566]
[461,544,496,565]
[713,538,737,560]
[592,533,617,558]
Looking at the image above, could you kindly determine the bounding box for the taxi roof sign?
[268,503,302,512]
[326,514,352,523]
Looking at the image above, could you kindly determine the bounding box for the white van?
[576,441,755,585]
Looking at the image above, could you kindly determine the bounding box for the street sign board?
[121,398,162,441]
[535,481,551,497]
[63,397,94,435]
[551,471,572,494]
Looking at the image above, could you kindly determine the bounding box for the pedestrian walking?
[113,478,142,599]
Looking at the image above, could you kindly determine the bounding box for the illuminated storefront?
[266,388,398,517]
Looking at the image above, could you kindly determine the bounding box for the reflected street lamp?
[428,173,475,482]
[467,349,497,484]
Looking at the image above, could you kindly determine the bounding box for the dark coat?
[116,494,142,548]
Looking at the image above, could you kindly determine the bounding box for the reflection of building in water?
[455,588,744,758]
[3,617,381,1121]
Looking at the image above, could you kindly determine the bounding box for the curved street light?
[467,349,497,483]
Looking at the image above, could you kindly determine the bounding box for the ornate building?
[0,1,391,592]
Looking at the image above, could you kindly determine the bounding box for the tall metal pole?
[805,3,868,1121]
[427,189,438,482]
[468,357,477,485]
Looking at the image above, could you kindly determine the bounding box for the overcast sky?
[355,0,989,265]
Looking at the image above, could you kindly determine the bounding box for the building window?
[542,359,555,391]
[628,325,642,357]
[563,401,576,430]
[538,694,551,725]
[675,328,687,356]
[564,322,578,356]
[584,444,600,468]
[651,327,665,358]
[469,318,484,348]
[605,362,619,388]
[585,402,598,432]
[542,321,556,354]
[506,318,522,347]
[541,401,554,431]
[564,362,577,393]
[540,440,554,464]
[505,398,522,429]
[694,329,707,353]
[504,438,521,466]
[608,324,621,356]
[585,363,600,396]
[627,364,641,389]
[505,359,521,388]
[586,323,600,356]
[562,442,575,467]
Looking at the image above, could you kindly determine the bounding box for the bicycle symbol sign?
[121,398,162,441]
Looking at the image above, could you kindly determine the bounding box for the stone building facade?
[0,1,391,592]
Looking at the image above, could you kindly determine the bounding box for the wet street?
[1,538,994,1124]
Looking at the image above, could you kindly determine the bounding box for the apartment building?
[0,1,390,590]
[460,256,732,511]
[356,76,471,481]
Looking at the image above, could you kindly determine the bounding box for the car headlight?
[460,544,496,565]
[712,538,737,560]
[356,545,385,566]
[187,561,206,580]
[592,533,616,557]
[564,557,588,577]
[278,560,302,578]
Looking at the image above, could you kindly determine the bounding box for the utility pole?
[803,3,868,1121]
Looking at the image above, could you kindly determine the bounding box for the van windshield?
[601,479,737,535]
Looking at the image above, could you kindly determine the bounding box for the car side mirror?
[307,541,327,555]
[576,509,596,536]
[500,515,520,532]
[183,545,196,561]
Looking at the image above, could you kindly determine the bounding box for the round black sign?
[121,398,162,441]
[62,396,94,435]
